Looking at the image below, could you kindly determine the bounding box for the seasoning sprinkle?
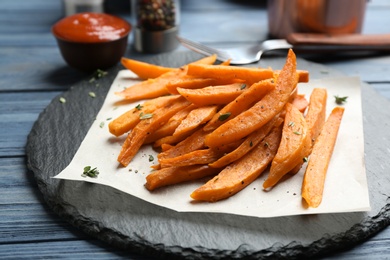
[334,95,348,105]
[89,69,108,83]
[218,112,231,121]
[240,84,247,90]
[81,166,99,178]
[140,112,153,119]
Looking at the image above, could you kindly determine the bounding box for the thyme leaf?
[82,166,99,178]
[140,112,153,120]
[218,112,231,121]
[334,95,348,105]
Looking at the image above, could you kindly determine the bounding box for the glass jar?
[132,0,180,53]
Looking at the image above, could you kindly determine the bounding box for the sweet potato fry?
[117,55,217,102]
[203,78,275,132]
[153,127,200,147]
[191,124,283,202]
[145,165,220,191]
[159,140,241,168]
[263,103,311,189]
[205,49,298,148]
[159,149,221,168]
[288,88,327,175]
[143,104,196,144]
[166,76,245,95]
[177,83,247,106]
[157,128,209,160]
[291,94,309,113]
[301,107,345,208]
[187,63,274,85]
[173,105,218,136]
[166,77,219,94]
[121,57,174,79]
[275,69,309,83]
[209,116,283,168]
[305,88,328,145]
[108,95,180,137]
[117,96,191,166]
[116,70,181,102]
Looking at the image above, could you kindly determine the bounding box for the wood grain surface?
[1,0,390,259]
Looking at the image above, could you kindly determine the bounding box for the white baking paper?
[54,70,370,218]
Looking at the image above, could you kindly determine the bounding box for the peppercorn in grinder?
[132,0,180,53]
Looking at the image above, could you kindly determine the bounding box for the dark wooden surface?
[1,0,389,259]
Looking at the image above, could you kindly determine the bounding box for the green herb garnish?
[135,104,143,110]
[82,166,99,178]
[334,95,348,105]
[218,112,231,121]
[89,69,108,83]
[140,112,153,119]
[240,84,247,90]
[99,122,104,128]
[59,97,66,103]
[89,92,96,98]
[293,131,301,135]
[149,155,154,162]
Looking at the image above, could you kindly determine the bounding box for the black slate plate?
[26,51,390,259]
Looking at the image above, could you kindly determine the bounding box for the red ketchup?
[52,12,131,43]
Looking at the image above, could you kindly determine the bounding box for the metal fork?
[177,36,292,65]
[177,34,390,65]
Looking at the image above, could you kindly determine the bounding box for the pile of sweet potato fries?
[109,50,344,208]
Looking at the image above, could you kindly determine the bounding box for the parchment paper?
[54,70,370,218]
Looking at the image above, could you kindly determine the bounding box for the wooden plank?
[0,240,148,259]
[0,92,60,156]
[0,158,148,258]
[0,47,89,91]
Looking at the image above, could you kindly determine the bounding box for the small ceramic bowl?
[52,12,131,72]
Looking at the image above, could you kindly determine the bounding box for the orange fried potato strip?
[263,103,311,189]
[205,49,298,148]
[191,124,282,202]
[301,107,344,208]
[117,96,190,166]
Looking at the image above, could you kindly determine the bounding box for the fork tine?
[177,36,231,60]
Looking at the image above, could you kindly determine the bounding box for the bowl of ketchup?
[52,12,131,72]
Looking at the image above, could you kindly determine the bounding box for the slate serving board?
[26,51,390,259]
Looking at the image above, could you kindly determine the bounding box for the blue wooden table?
[1,0,390,258]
